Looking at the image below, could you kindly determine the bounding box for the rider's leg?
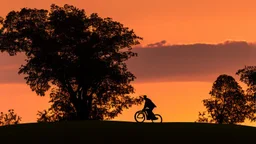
[146,109,152,120]
[151,107,158,120]
[148,108,154,119]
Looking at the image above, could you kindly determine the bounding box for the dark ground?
[0,121,255,144]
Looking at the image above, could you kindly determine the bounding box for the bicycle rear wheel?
[134,111,146,123]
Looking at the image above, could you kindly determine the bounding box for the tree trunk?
[218,114,224,124]
[73,89,91,120]
[68,83,94,120]
[77,99,88,120]
[87,95,92,118]
[69,91,89,120]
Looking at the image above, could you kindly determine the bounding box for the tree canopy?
[197,74,252,124]
[236,66,256,121]
[236,66,256,94]
[0,4,143,120]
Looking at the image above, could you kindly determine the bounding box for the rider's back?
[145,98,156,109]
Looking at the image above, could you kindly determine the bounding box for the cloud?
[127,41,256,83]
[0,53,26,83]
[0,41,255,84]
[147,40,167,47]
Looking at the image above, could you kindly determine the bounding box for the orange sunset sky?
[1,0,256,127]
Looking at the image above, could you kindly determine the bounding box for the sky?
[1,0,256,126]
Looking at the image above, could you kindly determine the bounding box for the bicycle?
[134,109,163,123]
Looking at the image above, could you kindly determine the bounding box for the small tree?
[236,66,256,121]
[0,109,22,126]
[197,74,250,124]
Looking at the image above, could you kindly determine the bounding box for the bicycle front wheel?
[152,114,163,123]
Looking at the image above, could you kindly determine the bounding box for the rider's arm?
[143,104,146,110]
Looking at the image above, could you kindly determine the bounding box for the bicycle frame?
[141,109,150,119]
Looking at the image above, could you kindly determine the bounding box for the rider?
[143,95,158,120]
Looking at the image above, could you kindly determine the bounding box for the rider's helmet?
[143,95,147,99]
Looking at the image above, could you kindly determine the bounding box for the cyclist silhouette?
[143,95,158,120]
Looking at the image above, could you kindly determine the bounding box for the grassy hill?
[0,121,255,144]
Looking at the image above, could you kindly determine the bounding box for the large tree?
[0,4,143,120]
[37,88,143,122]
[197,74,251,124]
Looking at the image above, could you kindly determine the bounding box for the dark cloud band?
[127,41,256,82]
[0,41,255,83]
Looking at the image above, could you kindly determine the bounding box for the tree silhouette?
[236,66,256,121]
[0,4,143,120]
[37,89,76,122]
[236,66,256,94]
[196,111,214,123]
[197,74,251,124]
[0,109,22,126]
[37,88,143,122]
